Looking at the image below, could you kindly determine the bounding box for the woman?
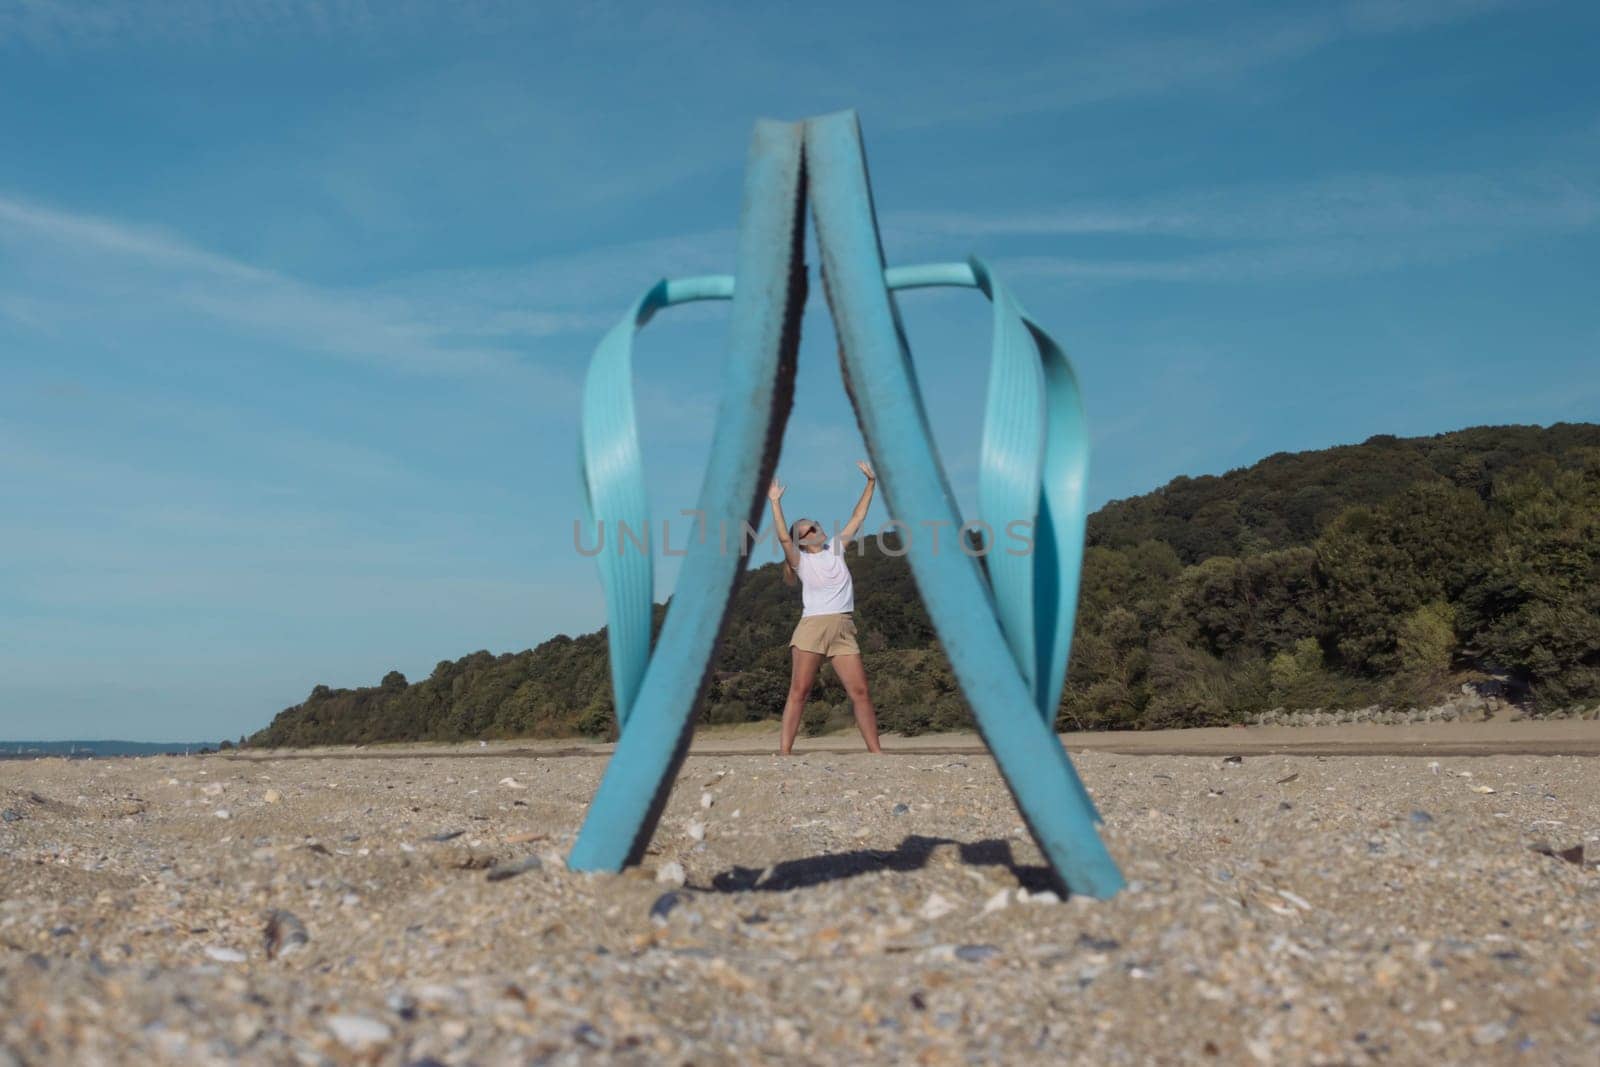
[767,461,883,755]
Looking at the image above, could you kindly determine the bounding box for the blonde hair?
[782,518,813,588]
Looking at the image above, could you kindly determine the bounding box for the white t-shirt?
[795,537,854,617]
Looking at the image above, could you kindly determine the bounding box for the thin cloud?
[362,225,744,378]
[380,226,741,320]
[993,232,1507,284]
[5,2,1520,130]
[0,0,390,48]
[884,170,1598,285]
[0,192,598,380]
[0,195,263,277]
[889,172,1600,241]
[887,0,1522,130]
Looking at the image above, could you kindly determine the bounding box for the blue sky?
[2,0,1596,741]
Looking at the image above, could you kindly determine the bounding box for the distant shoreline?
[0,740,214,760]
[14,719,1597,763]
[213,718,1600,761]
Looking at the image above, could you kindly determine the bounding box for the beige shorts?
[790,612,860,657]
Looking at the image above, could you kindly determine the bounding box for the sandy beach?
[233,718,1600,761]
[3,721,1598,1064]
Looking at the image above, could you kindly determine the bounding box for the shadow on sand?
[703,834,1060,895]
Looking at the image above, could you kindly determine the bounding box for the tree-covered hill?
[251,423,1600,746]
[1086,423,1600,562]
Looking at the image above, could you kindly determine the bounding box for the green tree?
[1268,638,1328,705]
[1460,459,1600,707]
[246,425,1600,745]
[1393,600,1457,698]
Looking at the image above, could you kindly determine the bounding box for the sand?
[227,718,1600,762]
[2,720,1597,1064]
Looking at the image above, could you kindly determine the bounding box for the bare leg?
[779,646,826,755]
[828,653,883,754]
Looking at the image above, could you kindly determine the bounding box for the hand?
[768,478,786,501]
[856,459,876,482]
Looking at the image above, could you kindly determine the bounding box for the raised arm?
[768,478,801,569]
[838,460,877,542]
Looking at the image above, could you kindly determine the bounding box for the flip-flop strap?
[568,119,808,873]
[808,109,1120,898]
[884,261,1088,729]
[587,261,1087,736]
[580,276,734,728]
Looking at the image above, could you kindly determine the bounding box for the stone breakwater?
[1253,685,1599,728]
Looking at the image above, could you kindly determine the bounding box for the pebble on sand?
[650,892,682,924]
[326,1014,392,1051]
[263,910,309,960]
[486,855,543,882]
[6,741,1599,1063]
